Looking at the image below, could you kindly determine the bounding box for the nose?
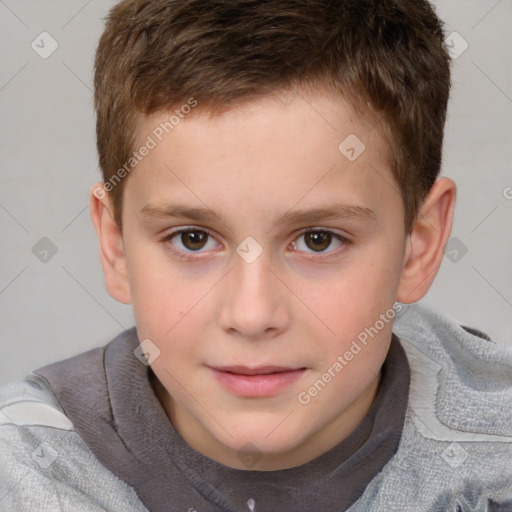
[217,251,290,341]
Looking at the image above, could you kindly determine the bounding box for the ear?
[397,177,456,303]
[90,183,132,304]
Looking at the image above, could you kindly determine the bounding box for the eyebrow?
[140,202,376,229]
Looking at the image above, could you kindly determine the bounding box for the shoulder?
[358,303,512,511]
[0,366,147,511]
[393,301,512,439]
[394,304,512,426]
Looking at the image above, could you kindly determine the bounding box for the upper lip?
[210,365,305,376]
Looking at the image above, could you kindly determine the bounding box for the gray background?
[0,0,511,385]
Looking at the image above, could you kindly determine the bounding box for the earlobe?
[90,183,132,304]
[397,178,456,304]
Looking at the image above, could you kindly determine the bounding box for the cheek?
[322,261,398,318]
[127,253,186,342]
[124,235,183,330]
[127,259,210,365]
[306,254,401,354]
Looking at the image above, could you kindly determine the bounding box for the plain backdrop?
[0,0,511,385]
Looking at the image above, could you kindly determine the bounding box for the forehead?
[133,88,386,160]
[125,89,399,228]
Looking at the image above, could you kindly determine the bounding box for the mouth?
[213,365,304,376]
[208,365,307,398]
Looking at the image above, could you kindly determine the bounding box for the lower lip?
[210,368,306,398]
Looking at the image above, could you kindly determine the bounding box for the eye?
[291,229,347,255]
[163,228,220,255]
[161,227,348,260]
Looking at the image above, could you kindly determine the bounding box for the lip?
[209,365,307,398]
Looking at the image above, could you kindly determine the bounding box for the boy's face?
[104,90,412,469]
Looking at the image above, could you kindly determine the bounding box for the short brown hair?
[94,0,451,232]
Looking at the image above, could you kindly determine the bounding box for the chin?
[217,416,308,455]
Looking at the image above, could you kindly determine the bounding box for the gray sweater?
[1,302,512,511]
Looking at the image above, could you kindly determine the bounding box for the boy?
[1,0,511,510]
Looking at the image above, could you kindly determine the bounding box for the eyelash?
[160,227,350,262]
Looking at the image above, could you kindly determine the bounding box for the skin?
[90,89,456,471]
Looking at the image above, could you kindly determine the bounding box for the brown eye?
[304,231,332,252]
[180,230,209,251]
[163,228,221,260]
[291,229,346,256]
